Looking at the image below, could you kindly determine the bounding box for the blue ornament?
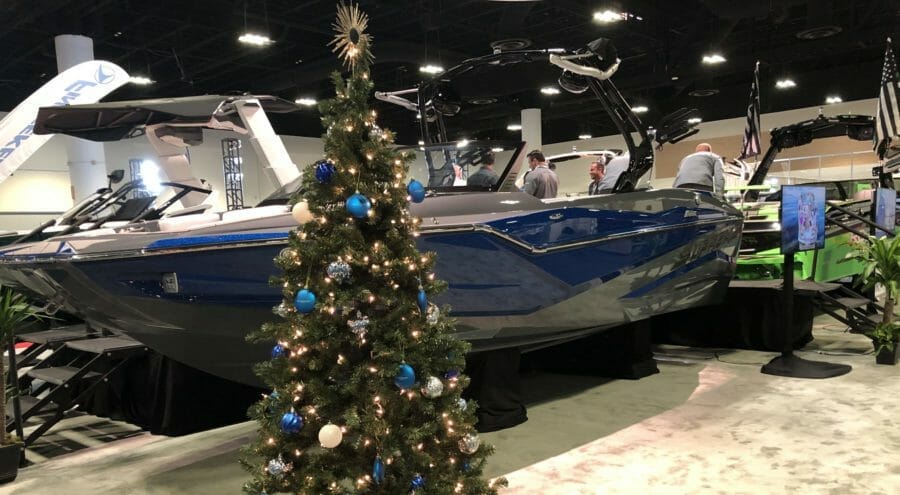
[394,363,416,389]
[444,369,460,379]
[462,459,471,472]
[373,456,385,484]
[294,289,316,313]
[417,287,428,312]
[271,344,287,359]
[326,261,351,283]
[411,474,425,489]
[407,179,426,203]
[346,193,371,218]
[280,411,304,433]
[314,160,336,183]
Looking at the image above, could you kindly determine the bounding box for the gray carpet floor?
[3,316,898,494]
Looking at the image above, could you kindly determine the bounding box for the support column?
[55,35,109,202]
[516,108,542,188]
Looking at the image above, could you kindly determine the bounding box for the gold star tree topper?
[329,2,374,74]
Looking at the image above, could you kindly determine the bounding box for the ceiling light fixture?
[687,117,702,124]
[796,25,842,40]
[540,86,560,95]
[129,76,154,85]
[593,10,626,23]
[468,97,497,105]
[491,147,504,152]
[631,105,649,114]
[578,134,592,140]
[688,88,719,97]
[825,95,842,104]
[457,139,470,148]
[702,54,726,64]
[238,33,274,46]
[593,10,642,23]
[507,124,522,131]
[776,79,797,89]
[490,38,532,52]
[295,98,317,106]
[419,64,444,75]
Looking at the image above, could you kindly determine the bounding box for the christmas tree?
[242,3,503,494]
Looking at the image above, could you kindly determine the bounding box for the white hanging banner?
[0,60,130,184]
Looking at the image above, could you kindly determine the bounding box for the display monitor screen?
[874,187,897,238]
[780,185,826,254]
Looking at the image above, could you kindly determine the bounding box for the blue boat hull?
[1,191,742,386]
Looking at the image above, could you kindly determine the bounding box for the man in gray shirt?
[673,143,725,195]
[595,153,628,193]
[467,152,499,188]
[523,149,558,199]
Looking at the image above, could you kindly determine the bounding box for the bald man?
[672,143,725,195]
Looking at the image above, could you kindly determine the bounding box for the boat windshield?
[257,175,304,206]
[256,140,524,206]
[399,140,524,193]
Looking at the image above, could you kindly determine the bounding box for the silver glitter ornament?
[267,457,288,479]
[458,433,481,454]
[326,261,352,283]
[426,304,440,325]
[348,311,370,338]
[422,376,443,398]
[273,302,292,318]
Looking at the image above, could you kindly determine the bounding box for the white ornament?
[422,376,443,398]
[458,433,481,454]
[291,200,314,224]
[457,397,468,411]
[318,424,343,448]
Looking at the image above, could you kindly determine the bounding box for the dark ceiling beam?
[250,41,475,95]
[0,0,121,75]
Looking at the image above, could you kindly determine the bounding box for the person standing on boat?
[523,149,558,199]
[588,159,606,195]
[595,153,628,193]
[467,151,499,187]
[673,143,725,195]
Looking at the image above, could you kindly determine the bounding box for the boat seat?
[74,228,118,237]
[853,189,873,201]
[158,212,222,232]
[164,203,214,218]
[218,205,290,224]
[97,221,130,229]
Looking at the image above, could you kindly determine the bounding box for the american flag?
[739,61,761,159]
[875,38,900,159]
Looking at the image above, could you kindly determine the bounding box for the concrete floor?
[2,316,899,494]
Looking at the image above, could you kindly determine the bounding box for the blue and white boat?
[0,40,743,386]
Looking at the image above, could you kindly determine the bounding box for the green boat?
[734,114,893,283]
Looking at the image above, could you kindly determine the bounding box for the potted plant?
[847,234,900,364]
[0,285,42,483]
[867,322,900,364]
